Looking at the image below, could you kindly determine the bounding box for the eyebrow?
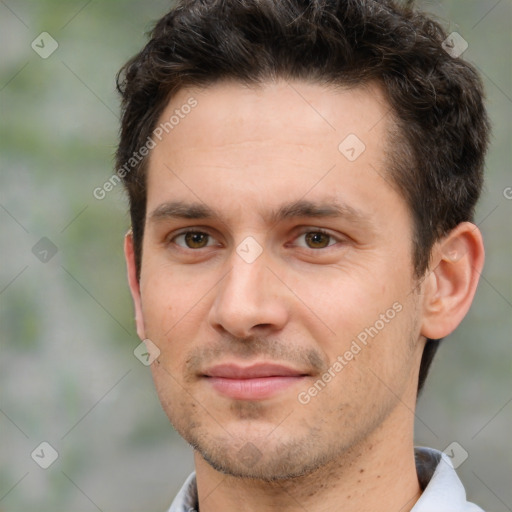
[149,198,373,228]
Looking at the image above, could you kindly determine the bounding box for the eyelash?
[168,228,343,252]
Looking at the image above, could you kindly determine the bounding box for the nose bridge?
[220,246,272,312]
[209,239,288,337]
[226,254,265,303]
[223,234,270,298]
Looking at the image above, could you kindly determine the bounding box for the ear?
[124,230,146,340]
[420,222,485,340]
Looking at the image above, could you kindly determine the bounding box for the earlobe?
[124,230,146,340]
[420,222,485,340]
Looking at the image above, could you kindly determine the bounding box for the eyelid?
[166,226,346,251]
[167,228,221,249]
[290,227,345,249]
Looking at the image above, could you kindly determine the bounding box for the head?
[117,0,489,480]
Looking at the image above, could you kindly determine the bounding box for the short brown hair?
[115,0,490,394]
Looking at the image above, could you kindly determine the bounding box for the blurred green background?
[0,1,510,511]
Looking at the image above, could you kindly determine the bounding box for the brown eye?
[304,231,333,249]
[173,231,212,249]
[184,232,209,248]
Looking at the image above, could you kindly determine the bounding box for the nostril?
[255,323,272,329]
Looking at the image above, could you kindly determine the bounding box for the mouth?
[202,363,309,401]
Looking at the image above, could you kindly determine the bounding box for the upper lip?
[203,363,308,379]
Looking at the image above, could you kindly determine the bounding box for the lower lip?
[206,376,306,400]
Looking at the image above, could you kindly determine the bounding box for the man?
[116,0,490,510]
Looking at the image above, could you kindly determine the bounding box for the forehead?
[144,79,406,230]
[154,79,392,155]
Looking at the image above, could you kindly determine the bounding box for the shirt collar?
[168,471,198,512]
[412,447,484,512]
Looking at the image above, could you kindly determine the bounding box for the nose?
[208,245,290,339]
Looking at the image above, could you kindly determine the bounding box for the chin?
[185,427,337,481]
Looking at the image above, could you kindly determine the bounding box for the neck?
[194,406,422,512]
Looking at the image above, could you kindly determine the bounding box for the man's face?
[127,80,426,479]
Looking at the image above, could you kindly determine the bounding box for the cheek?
[295,264,417,391]
[290,265,398,342]
[139,269,195,351]
[347,296,420,398]
[140,262,198,317]
[302,300,419,432]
